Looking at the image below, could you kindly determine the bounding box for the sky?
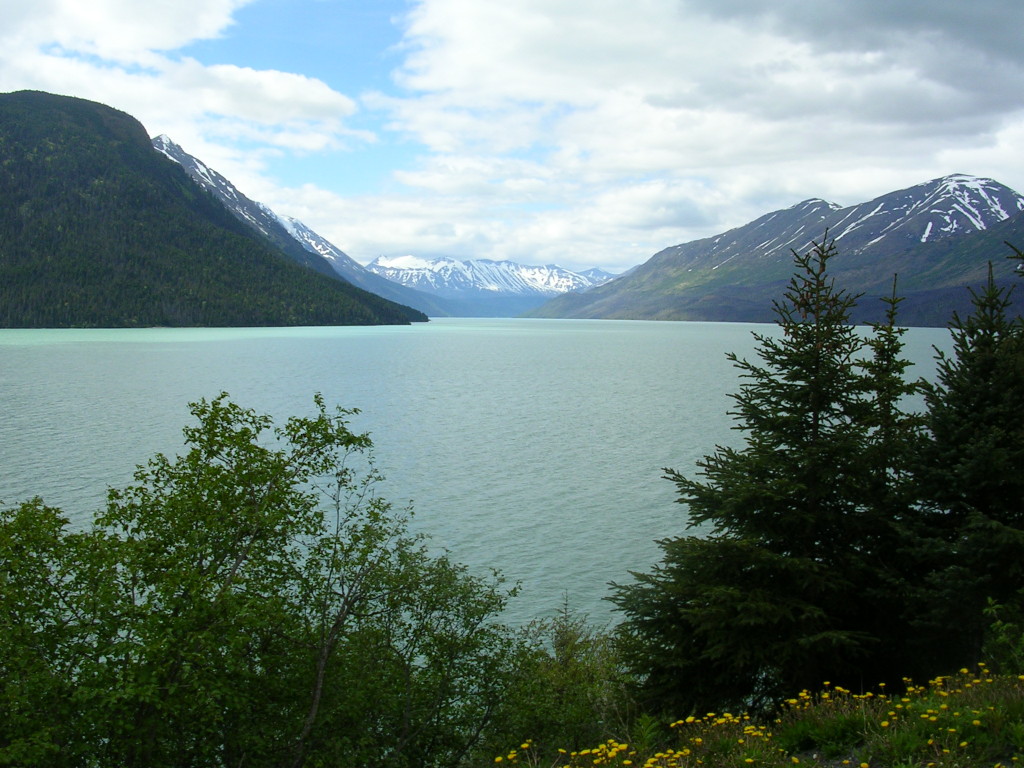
[2,0,1024,274]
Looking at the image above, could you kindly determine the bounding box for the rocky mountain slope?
[530,174,1024,326]
[152,136,451,317]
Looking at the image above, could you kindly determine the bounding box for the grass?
[493,665,1024,768]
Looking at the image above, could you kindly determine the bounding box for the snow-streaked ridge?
[277,214,363,270]
[153,135,362,274]
[368,256,615,297]
[831,173,1024,247]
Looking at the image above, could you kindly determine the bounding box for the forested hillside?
[0,91,427,327]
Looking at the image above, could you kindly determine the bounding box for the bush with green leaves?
[0,394,520,768]
[482,600,638,762]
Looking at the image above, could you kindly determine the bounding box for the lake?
[0,318,952,625]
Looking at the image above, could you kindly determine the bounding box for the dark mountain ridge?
[152,135,453,317]
[0,90,426,327]
[530,175,1024,326]
[150,134,341,279]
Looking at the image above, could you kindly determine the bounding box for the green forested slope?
[0,90,426,327]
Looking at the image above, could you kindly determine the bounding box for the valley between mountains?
[2,90,1022,327]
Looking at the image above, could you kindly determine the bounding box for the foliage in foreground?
[495,666,1024,768]
[482,601,639,759]
[0,395,519,768]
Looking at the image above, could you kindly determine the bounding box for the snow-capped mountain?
[531,173,1024,326]
[153,136,617,317]
[815,173,1023,251]
[368,255,613,296]
[366,255,616,316]
[278,215,353,269]
[655,173,1024,270]
[579,266,622,283]
[152,136,450,315]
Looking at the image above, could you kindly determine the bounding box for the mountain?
[0,90,427,327]
[151,135,340,278]
[580,267,621,283]
[152,136,451,317]
[367,255,617,317]
[154,135,616,319]
[529,174,1024,326]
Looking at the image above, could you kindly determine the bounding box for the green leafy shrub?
[0,394,519,767]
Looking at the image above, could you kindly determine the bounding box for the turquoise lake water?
[0,318,952,625]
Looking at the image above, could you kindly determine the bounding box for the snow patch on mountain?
[748,174,1024,257]
[275,214,364,272]
[874,176,1006,250]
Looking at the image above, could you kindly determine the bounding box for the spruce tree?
[915,262,1024,663]
[611,237,926,713]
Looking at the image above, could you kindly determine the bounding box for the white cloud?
[2,0,250,65]
[0,0,369,202]
[389,0,1012,163]
[339,0,1024,268]
[167,61,358,124]
[2,0,1023,273]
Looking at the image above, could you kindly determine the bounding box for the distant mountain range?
[0,91,426,327]
[157,131,1024,328]
[529,174,1024,326]
[366,255,615,316]
[154,137,612,317]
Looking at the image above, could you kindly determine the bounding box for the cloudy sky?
[3,0,1023,273]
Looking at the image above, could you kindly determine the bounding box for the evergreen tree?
[611,237,927,713]
[915,261,1024,663]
